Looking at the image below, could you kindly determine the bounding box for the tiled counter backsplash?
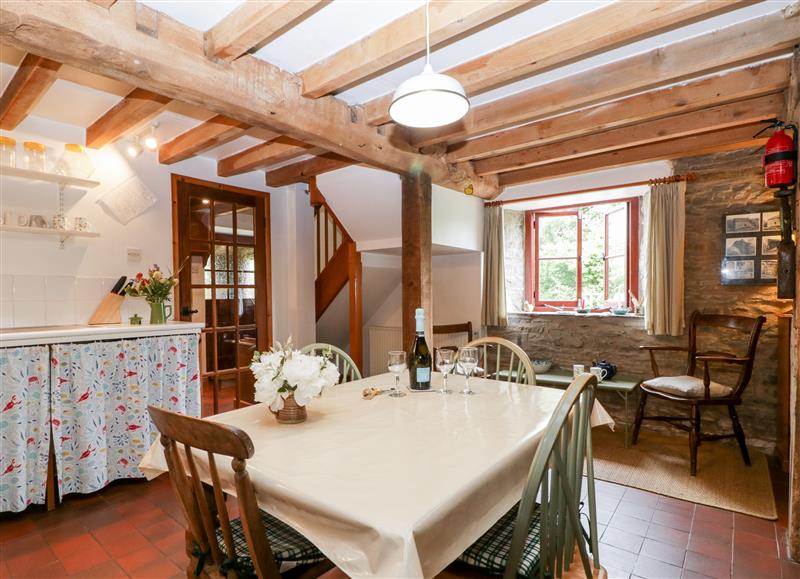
[0,274,152,328]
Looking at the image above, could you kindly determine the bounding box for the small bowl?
[575,308,590,314]
[532,359,552,373]
[612,308,629,316]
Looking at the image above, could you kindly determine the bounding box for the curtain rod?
[485,173,697,207]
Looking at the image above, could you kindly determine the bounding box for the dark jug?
[592,360,617,381]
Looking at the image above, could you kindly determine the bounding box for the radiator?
[368,326,472,376]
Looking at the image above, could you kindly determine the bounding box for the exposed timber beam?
[362,0,758,126]
[408,3,800,147]
[88,0,117,7]
[401,173,432,350]
[0,1,498,197]
[85,87,170,148]
[474,93,784,176]
[265,154,353,187]
[0,53,61,130]
[300,0,535,98]
[218,137,323,177]
[448,59,789,163]
[205,1,329,62]
[159,115,269,164]
[498,125,769,187]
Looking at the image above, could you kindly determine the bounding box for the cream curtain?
[644,181,686,336]
[482,205,507,326]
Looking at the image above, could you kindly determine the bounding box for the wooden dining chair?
[147,406,331,579]
[632,311,766,476]
[465,336,536,385]
[456,374,601,578]
[300,343,361,383]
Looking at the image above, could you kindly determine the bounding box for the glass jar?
[22,141,46,172]
[0,136,16,167]
[56,143,94,179]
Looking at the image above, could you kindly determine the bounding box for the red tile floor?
[1,458,798,578]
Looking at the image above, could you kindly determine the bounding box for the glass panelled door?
[173,175,271,415]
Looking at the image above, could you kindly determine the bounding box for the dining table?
[139,372,614,578]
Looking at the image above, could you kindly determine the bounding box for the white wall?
[432,185,483,251]
[0,115,312,339]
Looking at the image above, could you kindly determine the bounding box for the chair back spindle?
[465,337,536,385]
[300,343,362,383]
[148,406,281,579]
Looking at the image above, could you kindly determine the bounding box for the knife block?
[88,294,124,325]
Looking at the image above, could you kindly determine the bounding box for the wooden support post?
[401,173,433,350]
[348,242,363,372]
[788,45,800,561]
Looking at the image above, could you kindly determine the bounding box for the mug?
[572,364,585,378]
[590,366,608,382]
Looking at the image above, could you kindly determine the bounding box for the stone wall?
[492,147,790,455]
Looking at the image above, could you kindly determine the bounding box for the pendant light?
[389,0,469,128]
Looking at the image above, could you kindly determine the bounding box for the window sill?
[509,310,644,320]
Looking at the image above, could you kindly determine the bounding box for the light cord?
[425,0,430,65]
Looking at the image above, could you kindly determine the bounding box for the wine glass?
[436,348,456,394]
[458,346,479,396]
[387,351,407,398]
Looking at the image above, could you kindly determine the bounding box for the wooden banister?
[309,177,362,371]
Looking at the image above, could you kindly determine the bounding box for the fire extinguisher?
[760,120,798,299]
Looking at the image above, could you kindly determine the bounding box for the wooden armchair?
[631,311,765,476]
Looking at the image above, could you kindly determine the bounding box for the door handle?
[181,306,199,317]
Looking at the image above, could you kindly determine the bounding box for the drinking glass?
[387,350,407,398]
[436,348,456,394]
[458,346,479,396]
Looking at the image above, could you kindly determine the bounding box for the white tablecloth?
[139,373,614,578]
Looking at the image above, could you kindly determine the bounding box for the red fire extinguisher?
[763,122,797,190]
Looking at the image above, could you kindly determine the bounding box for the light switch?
[127,247,142,262]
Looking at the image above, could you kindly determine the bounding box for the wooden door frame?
[170,173,273,350]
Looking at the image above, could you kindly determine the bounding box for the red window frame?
[532,211,582,308]
[524,198,639,310]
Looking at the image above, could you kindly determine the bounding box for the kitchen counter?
[0,321,204,347]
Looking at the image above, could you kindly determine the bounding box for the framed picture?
[725,237,756,257]
[722,259,754,282]
[721,205,781,285]
[725,213,761,234]
[761,235,781,256]
[762,211,781,232]
[760,260,778,280]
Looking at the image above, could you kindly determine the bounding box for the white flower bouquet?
[250,340,340,412]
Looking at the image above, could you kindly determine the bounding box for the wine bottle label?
[416,367,431,382]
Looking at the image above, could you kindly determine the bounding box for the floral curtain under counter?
[51,334,200,497]
[0,345,51,512]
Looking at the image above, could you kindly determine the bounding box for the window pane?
[213,201,235,242]
[538,259,577,301]
[238,288,256,325]
[607,256,627,303]
[214,245,233,285]
[237,246,255,285]
[236,205,255,244]
[189,197,211,240]
[538,215,577,257]
[607,209,627,256]
[216,288,235,327]
[580,207,606,308]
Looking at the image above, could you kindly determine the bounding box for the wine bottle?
[408,308,432,390]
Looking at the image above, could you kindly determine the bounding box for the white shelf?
[0,225,100,240]
[0,166,100,189]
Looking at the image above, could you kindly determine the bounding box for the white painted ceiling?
[0,0,791,174]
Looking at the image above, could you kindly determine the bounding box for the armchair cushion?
[642,375,732,399]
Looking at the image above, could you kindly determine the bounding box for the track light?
[126,136,143,158]
[143,122,159,151]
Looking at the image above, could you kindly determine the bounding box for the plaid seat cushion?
[458,504,541,578]
[216,509,326,573]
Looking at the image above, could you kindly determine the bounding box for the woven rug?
[591,427,777,519]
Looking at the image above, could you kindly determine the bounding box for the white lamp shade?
[389,64,469,128]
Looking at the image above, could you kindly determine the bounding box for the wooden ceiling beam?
[159,115,270,165]
[300,0,536,98]
[88,0,117,8]
[474,93,783,176]
[85,87,171,149]
[408,3,800,147]
[0,53,61,130]
[362,0,757,126]
[265,153,354,187]
[218,137,324,177]
[449,59,789,164]
[0,2,498,197]
[498,124,769,187]
[205,0,330,62]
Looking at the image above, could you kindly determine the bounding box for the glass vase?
[148,301,172,324]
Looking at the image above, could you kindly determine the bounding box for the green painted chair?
[300,343,362,384]
[458,373,601,578]
[465,337,536,385]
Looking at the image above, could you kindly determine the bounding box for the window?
[525,199,639,310]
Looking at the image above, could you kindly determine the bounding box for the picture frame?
[721,205,781,286]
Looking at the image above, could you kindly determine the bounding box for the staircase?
[310,177,362,370]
